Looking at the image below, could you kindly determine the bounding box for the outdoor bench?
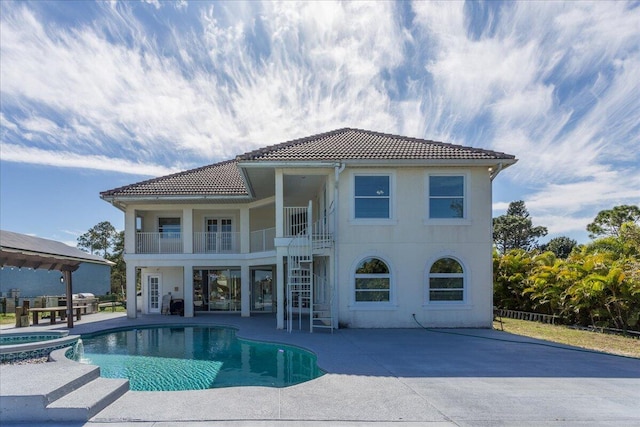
[98,301,122,311]
[28,305,88,325]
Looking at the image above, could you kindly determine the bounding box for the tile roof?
[101,128,516,199]
[100,160,248,198]
[237,128,516,162]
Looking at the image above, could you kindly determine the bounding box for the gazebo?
[0,230,114,328]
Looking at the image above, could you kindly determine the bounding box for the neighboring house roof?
[0,230,114,272]
[237,128,516,162]
[101,128,516,200]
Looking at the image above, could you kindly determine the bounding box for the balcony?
[250,227,276,252]
[136,232,183,254]
[193,232,240,253]
[134,229,275,254]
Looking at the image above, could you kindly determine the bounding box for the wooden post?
[64,270,74,328]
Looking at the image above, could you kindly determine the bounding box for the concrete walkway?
[2,312,639,426]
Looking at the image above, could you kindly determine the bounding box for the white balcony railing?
[193,232,240,254]
[250,227,276,252]
[136,232,183,254]
[284,207,308,237]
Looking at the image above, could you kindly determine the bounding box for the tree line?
[493,203,640,333]
[77,221,125,296]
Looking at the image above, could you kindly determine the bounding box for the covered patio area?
[0,230,114,328]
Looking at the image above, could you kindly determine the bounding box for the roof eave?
[238,158,517,168]
[100,194,253,207]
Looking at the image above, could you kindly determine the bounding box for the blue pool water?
[77,326,323,391]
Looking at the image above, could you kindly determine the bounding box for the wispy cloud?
[0,143,178,176]
[1,0,638,239]
[411,1,640,237]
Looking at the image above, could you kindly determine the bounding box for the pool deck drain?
[1,312,639,425]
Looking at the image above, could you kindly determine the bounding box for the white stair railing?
[286,200,335,333]
[287,202,313,332]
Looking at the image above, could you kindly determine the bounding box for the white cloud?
[1,1,638,240]
[0,143,178,176]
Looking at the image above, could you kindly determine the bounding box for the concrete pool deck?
[1,311,639,426]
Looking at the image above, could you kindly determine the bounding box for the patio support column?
[126,262,137,319]
[63,270,73,328]
[184,265,194,317]
[276,253,284,329]
[240,264,250,317]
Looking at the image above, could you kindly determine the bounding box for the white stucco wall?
[335,166,494,328]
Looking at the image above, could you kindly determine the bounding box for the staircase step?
[46,377,129,421]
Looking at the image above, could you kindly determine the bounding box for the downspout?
[489,161,503,325]
[333,162,346,329]
[490,162,503,181]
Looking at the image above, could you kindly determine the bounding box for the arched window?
[428,257,464,302]
[354,257,390,302]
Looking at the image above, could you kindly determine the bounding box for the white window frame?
[350,171,397,225]
[349,254,397,310]
[425,255,467,305]
[205,217,234,251]
[425,172,470,225]
[158,217,181,238]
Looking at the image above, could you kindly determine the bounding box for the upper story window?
[428,257,464,302]
[354,257,391,302]
[354,175,390,219]
[429,175,465,219]
[159,217,181,238]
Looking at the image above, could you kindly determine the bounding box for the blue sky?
[1,0,639,247]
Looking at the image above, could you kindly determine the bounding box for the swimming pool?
[76,326,323,391]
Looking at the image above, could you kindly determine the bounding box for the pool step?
[0,348,130,423]
[46,377,129,421]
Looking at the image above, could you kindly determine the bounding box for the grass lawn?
[494,318,640,359]
[0,313,16,325]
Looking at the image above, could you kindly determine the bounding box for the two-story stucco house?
[101,128,516,331]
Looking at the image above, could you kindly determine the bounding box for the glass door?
[206,219,218,252]
[206,218,233,252]
[148,275,160,313]
[220,219,233,251]
[193,268,241,312]
[251,268,274,312]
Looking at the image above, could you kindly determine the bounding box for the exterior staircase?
[286,201,334,333]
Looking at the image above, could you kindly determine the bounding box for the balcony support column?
[124,207,136,254]
[183,208,193,254]
[240,207,250,254]
[275,169,284,238]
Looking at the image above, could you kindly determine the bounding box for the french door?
[206,218,233,252]
[147,274,161,313]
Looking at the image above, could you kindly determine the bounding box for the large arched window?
[354,257,390,302]
[428,257,464,302]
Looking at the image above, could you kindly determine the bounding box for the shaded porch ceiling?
[243,168,327,205]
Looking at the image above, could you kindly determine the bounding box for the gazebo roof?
[0,230,114,272]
